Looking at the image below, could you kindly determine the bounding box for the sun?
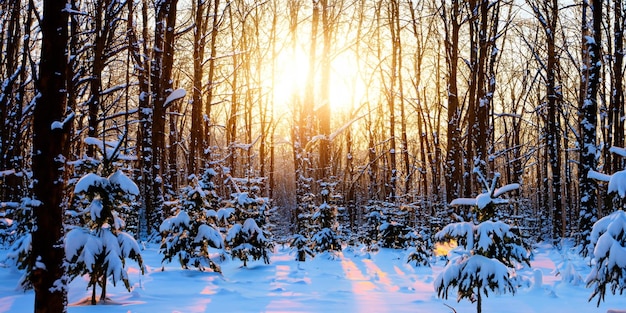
[272,48,364,115]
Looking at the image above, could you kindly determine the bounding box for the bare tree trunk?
[227,4,239,178]
[318,0,333,180]
[204,0,221,160]
[611,0,625,172]
[189,0,207,175]
[443,0,462,202]
[385,0,398,201]
[579,0,601,253]
[32,0,70,311]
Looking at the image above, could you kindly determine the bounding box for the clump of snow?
[109,170,139,195]
[159,210,191,233]
[74,173,107,194]
[164,88,186,107]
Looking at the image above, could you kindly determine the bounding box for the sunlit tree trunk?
[31,0,70,310]
[384,0,398,201]
[305,0,319,182]
[443,0,462,202]
[189,0,207,175]
[204,0,222,160]
[318,0,333,180]
[227,4,239,178]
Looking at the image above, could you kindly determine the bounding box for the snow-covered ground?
[1,243,625,313]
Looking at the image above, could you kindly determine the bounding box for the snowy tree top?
[74,173,107,194]
[109,170,139,195]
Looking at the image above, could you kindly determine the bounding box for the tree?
[31,0,70,311]
[586,210,626,306]
[160,171,224,272]
[66,170,145,305]
[435,171,529,313]
[442,0,463,202]
[3,197,36,290]
[527,0,564,240]
[579,0,602,253]
[310,185,342,254]
[224,192,274,267]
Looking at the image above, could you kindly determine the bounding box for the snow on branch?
[609,146,626,158]
[164,88,186,107]
[588,170,611,182]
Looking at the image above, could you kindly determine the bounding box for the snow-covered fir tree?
[310,185,342,254]
[378,221,413,249]
[3,197,36,290]
[224,191,273,267]
[406,227,432,267]
[290,192,316,261]
[434,170,529,313]
[364,204,384,248]
[66,170,145,305]
[160,170,224,272]
[586,210,626,306]
[586,160,626,306]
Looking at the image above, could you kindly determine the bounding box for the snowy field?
[1,243,625,313]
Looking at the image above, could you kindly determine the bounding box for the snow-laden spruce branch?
[586,146,626,306]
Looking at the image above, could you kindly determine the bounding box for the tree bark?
[443,0,462,202]
[31,0,70,311]
[578,0,601,252]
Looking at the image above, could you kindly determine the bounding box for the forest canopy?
[0,0,622,263]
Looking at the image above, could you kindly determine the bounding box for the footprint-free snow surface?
[1,243,625,312]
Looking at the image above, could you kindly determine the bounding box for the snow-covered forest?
[1,0,626,312]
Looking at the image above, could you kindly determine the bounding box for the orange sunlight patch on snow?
[341,258,376,293]
[200,286,216,295]
[363,259,400,292]
[275,265,290,280]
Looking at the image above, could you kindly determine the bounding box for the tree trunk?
[31,0,70,311]
[444,0,462,202]
[189,0,206,175]
[318,0,333,180]
[611,0,625,173]
[578,0,601,253]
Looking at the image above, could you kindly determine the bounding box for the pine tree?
[310,187,342,254]
[290,191,316,261]
[586,209,626,306]
[3,197,36,290]
[586,146,626,306]
[160,171,224,272]
[224,192,274,267]
[66,170,145,305]
[435,170,528,313]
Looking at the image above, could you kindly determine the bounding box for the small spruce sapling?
[585,210,626,306]
[160,172,224,272]
[310,186,342,254]
[407,228,432,267]
[66,170,145,305]
[434,170,528,313]
[585,146,626,306]
[225,191,274,267]
[3,198,37,290]
[290,192,316,261]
